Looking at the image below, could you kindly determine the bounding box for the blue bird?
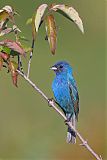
[51,61,79,143]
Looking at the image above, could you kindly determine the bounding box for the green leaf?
[10,50,19,56]
[50,4,84,33]
[0,46,3,51]
[0,46,11,54]
[26,18,32,25]
[45,14,57,55]
[18,36,29,42]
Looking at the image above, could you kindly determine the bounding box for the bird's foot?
[64,119,69,126]
[48,98,55,107]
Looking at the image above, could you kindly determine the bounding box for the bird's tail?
[66,114,76,144]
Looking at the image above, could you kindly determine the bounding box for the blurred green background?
[0,0,106,160]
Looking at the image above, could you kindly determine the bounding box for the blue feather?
[51,61,79,143]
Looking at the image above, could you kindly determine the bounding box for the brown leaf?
[0,10,9,22]
[0,27,12,36]
[0,39,26,56]
[45,14,57,55]
[0,52,10,61]
[0,5,14,23]
[2,6,13,13]
[2,5,14,22]
[50,4,84,33]
[13,25,21,33]
[8,61,18,87]
[0,55,3,70]
[11,71,18,87]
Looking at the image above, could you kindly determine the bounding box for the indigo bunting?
[51,61,79,144]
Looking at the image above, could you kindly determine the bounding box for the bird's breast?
[52,77,71,109]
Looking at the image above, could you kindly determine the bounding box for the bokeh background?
[0,0,106,160]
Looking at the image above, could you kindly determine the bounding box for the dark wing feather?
[68,76,79,120]
[54,99,66,115]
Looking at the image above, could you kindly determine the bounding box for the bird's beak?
[50,66,57,71]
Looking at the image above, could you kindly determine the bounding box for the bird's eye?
[60,65,63,69]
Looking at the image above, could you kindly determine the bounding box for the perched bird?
[51,61,79,144]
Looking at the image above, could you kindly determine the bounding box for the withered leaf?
[0,10,9,22]
[0,5,14,23]
[0,54,3,70]
[45,14,57,55]
[32,3,48,40]
[50,4,84,33]
[0,39,26,56]
[0,27,12,37]
[0,52,10,61]
[8,60,18,87]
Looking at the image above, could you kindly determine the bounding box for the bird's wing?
[68,75,79,120]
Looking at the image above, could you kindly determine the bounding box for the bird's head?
[50,61,72,75]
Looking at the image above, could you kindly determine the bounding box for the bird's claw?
[64,119,69,125]
[48,98,55,107]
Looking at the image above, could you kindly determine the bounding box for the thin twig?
[18,55,20,70]
[17,55,23,73]
[17,69,102,160]
[14,25,24,73]
[27,39,35,78]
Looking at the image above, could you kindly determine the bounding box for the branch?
[27,39,35,78]
[17,69,102,160]
[14,25,24,73]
